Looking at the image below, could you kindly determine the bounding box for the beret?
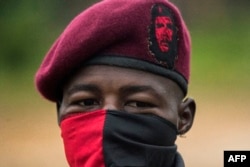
[35,0,191,102]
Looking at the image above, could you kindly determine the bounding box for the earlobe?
[177,97,196,135]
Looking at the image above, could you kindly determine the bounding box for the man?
[35,0,196,167]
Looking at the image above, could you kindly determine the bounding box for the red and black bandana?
[60,110,185,167]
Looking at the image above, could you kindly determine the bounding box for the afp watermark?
[224,151,250,167]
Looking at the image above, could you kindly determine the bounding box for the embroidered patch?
[149,4,178,69]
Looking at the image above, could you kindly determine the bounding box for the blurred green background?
[1,0,249,166]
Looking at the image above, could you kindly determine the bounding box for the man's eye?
[126,101,155,108]
[75,99,99,106]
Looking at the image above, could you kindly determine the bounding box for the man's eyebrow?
[66,84,100,96]
[119,85,160,96]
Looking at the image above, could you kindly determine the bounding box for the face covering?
[60,109,184,167]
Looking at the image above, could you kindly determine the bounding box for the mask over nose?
[60,110,185,167]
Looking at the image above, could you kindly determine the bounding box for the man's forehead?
[61,65,184,106]
[65,65,182,93]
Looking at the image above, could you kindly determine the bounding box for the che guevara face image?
[155,15,173,52]
[149,4,177,68]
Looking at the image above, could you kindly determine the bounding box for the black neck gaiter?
[60,110,184,167]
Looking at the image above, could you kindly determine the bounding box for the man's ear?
[177,97,196,135]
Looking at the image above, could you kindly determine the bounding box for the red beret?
[35,0,191,102]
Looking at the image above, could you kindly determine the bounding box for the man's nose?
[102,96,120,111]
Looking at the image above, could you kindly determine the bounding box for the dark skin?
[59,65,196,134]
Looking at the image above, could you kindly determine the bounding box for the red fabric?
[35,0,191,102]
[60,110,106,167]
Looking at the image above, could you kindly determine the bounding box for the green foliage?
[190,16,250,91]
[0,1,56,73]
[0,0,97,74]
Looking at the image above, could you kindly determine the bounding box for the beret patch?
[149,4,178,69]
